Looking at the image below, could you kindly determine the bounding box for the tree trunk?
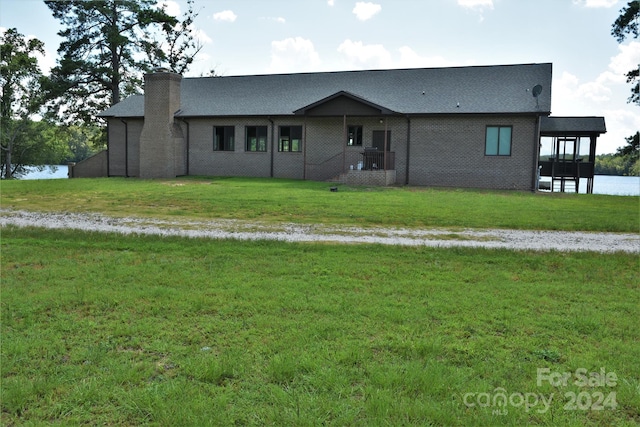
[109,1,120,105]
[4,139,12,179]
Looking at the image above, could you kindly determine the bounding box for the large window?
[278,126,302,152]
[485,126,512,156]
[347,125,363,146]
[246,126,267,152]
[214,126,235,151]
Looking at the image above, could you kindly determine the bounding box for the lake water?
[583,175,640,196]
[21,165,70,180]
[18,165,640,196]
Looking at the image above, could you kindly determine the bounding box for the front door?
[372,130,391,151]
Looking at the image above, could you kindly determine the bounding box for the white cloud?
[554,42,640,106]
[156,0,181,17]
[572,0,619,8]
[593,108,640,153]
[261,16,286,24]
[337,39,391,68]
[267,37,321,73]
[336,42,474,70]
[397,46,468,68]
[193,27,213,45]
[352,2,382,21]
[609,41,640,78]
[328,0,335,5]
[457,0,493,22]
[457,0,494,8]
[213,10,237,22]
[553,70,614,105]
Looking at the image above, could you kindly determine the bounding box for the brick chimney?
[139,69,182,179]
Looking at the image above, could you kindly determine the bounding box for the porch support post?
[588,134,597,194]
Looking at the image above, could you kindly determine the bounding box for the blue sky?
[1,0,638,153]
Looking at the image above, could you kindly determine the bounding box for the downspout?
[383,117,388,170]
[120,119,129,177]
[180,119,190,176]
[342,114,347,175]
[303,116,307,180]
[532,114,542,191]
[405,115,411,185]
[105,120,110,177]
[268,117,274,178]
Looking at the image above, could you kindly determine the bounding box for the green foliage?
[1,228,638,425]
[42,0,196,125]
[0,28,46,178]
[0,120,104,178]
[1,177,638,232]
[616,131,640,157]
[612,1,639,43]
[597,132,640,176]
[595,152,639,176]
[1,120,62,178]
[156,0,203,74]
[612,1,640,105]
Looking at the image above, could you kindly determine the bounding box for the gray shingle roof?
[540,116,606,135]
[99,63,552,118]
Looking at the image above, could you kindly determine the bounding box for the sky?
[1,0,638,154]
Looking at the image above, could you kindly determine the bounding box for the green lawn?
[1,227,639,426]
[1,178,639,425]
[1,176,639,232]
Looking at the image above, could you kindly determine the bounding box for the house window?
[485,126,512,156]
[214,126,235,151]
[246,126,267,152]
[347,125,363,146]
[278,126,302,152]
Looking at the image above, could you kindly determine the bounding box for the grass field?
[1,178,639,425]
[1,177,639,232]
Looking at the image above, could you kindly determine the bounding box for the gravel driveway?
[1,209,638,253]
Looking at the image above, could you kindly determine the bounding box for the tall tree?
[43,0,196,125]
[612,0,639,105]
[0,28,46,179]
[153,0,203,75]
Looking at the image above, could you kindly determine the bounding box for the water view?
[19,165,640,196]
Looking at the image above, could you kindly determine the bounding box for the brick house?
[84,63,603,191]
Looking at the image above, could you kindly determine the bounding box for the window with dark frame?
[245,126,268,152]
[347,125,363,146]
[278,126,302,152]
[485,126,512,156]
[213,126,235,151]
